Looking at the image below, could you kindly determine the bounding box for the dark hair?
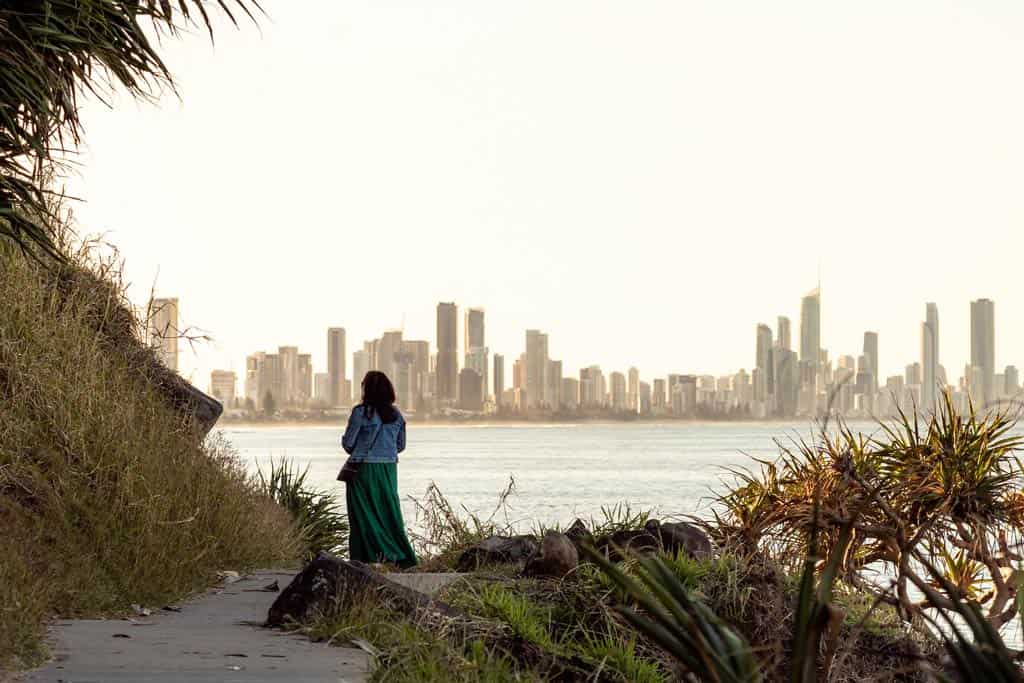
[360,371,399,423]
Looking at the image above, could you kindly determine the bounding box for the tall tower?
[493,353,505,406]
[525,329,549,410]
[970,298,995,405]
[464,308,488,399]
[755,323,774,401]
[776,317,791,351]
[327,327,347,407]
[436,302,458,402]
[862,331,879,394]
[921,303,940,411]
[800,289,821,372]
[148,297,179,372]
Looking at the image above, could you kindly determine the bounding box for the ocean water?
[221,420,881,530]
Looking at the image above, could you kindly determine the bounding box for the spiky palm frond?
[0,1,261,258]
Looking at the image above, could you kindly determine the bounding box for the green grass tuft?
[257,458,348,560]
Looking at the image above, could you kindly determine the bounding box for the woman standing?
[341,371,418,569]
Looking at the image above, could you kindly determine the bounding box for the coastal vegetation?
[278,401,1024,682]
[0,232,314,669]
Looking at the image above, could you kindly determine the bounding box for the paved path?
[386,572,462,597]
[23,571,369,683]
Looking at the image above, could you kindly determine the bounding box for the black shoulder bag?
[338,420,381,484]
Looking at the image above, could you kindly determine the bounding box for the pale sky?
[66,1,1024,389]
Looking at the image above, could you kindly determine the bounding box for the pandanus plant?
[0,1,260,259]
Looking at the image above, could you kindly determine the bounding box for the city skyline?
[61,2,1024,391]
[191,287,1023,421]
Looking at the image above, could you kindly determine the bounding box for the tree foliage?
[0,0,260,258]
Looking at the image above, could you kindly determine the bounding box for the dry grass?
[0,238,301,669]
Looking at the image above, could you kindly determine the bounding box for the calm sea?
[221,421,884,530]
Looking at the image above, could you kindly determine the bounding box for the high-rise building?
[493,354,505,407]
[546,359,563,409]
[327,327,347,407]
[465,308,485,349]
[863,331,879,394]
[463,308,488,399]
[1006,366,1020,397]
[970,298,995,405]
[436,302,458,403]
[245,351,281,410]
[652,378,667,412]
[561,378,580,409]
[638,381,652,415]
[352,349,371,397]
[922,303,940,411]
[209,370,236,406]
[402,340,431,410]
[314,372,330,403]
[580,366,605,408]
[755,324,774,402]
[458,368,484,412]
[627,367,640,413]
[800,289,821,380]
[773,349,799,417]
[525,329,549,410]
[278,346,299,405]
[776,317,791,351]
[610,372,627,411]
[906,362,922,387]
[148,297,179,372]
[296,353,313,404]
[378,330,403,380]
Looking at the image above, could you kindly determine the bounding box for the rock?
[564,518,593,551]
[267,552,464,628]
[455,535,538,572]
[656,520,712,560]
[593,527,660,561]
[524,532,579,578]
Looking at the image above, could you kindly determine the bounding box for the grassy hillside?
[0,240,301,669]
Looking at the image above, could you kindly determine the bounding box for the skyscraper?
[327,327,347,407]
[610,372,627,411]
[296,353,313,404]
[862,331,879,394]
[525,329,549,410]
[776,317,791,351]
[546,359,563,409]
[800,289,821,377]
[378,330,404,380]
[352,349,370,395]
[464,308,488,399]
[148,297,179,372]
[627,367,640,413]
[921,303,940,411]
[458,368,484,412]
[493,354,505,407]
[209,370,236,406]
[970,298,995,404]
[278,346,299,405]
[436,302,458,402]
[755,324,774,402]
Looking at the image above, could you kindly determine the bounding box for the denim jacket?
[341,405,406,463]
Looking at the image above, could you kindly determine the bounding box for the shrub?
[257,458,348,559]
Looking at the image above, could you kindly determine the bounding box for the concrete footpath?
[22,570,369,683]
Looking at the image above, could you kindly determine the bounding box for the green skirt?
[345,462,417,569]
